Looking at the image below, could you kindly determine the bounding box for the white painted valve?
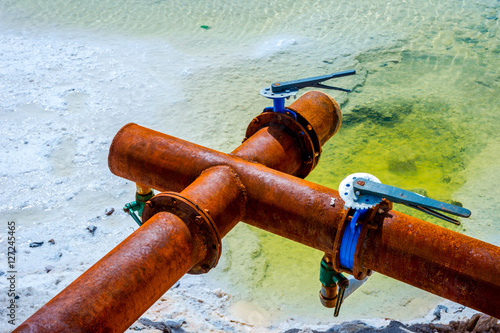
[339,173,382,210]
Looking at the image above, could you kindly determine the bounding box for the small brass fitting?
[319,253,349,317]
[319,284,337,308]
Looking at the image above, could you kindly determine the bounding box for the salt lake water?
[0,0,499,326]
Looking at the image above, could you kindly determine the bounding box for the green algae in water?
[212,45,499,322]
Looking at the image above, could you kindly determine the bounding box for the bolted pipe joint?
[142,166,247,274]
[233,91,342,178]
[287,90,342,146]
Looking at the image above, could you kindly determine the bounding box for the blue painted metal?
[339,209,367,270]
[273,97,286,113]
[260,70,355,118]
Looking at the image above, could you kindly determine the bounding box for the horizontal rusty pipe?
[361,210,500,318]
[108,124,500,317]
[15,167,246,332]
[231,91,341,176]
[14,212,203,332]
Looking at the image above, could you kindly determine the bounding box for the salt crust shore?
[128,273,497,332]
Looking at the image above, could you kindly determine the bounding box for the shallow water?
[0,0,499,326]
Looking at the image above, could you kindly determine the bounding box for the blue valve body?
[339,210,367,270]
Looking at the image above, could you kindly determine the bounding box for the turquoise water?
[1,0,498,324]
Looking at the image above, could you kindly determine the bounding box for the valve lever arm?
[353,178,471,225]
[271,70,356,93]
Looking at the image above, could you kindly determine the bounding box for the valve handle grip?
[353,178,471,225]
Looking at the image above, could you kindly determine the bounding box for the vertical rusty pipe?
[180,166,246,238]
[286,91,342,147]
[14,212,204,332]
[360,211,500,318]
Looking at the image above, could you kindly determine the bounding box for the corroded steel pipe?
[108,124,500,317]
[231,91,341,176]
[232,126,304,175]
[109,123,345,252]
[15,166,246,332]
[179,166,246,238]
[361,210,500,318]
[14,212,203,332]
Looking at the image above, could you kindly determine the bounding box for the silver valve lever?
[352,178,471,225]
[271,70,356,94]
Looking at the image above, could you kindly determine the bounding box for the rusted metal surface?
[109,123,346,252]
[108,123,500,317]
[142,192,222,274]
[286,90,342,146]
[135,183,152,196]
[178,166,247,238]
[360,209,500,318]
[239,111,318,178]
[232,91,341,177]
[13,212,204,332]
[232,125,304,176]
[15,166,247,332]
[17,90,500,332]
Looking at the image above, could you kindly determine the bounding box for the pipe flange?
[244,110,321,178]
[332,200,393,280]
[142,192,221,275]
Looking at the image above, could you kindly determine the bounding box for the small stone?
[29,241,44,248]
[214,288,227,298]
[432,304,448,321]
[105,207,115,216]
[165,319,185,329]
[87,225,97,235]
[48,239,55,245]
[45,265,55,273]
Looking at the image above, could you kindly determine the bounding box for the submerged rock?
[87,225,97,235]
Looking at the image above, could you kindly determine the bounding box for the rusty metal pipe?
[14,212,203,332]
[108,124,500,317]
[15,166,247,332]
[179,166,246,238]
[361,210,500,318]
[231,126,304,175]
[109,123,344,252]
[231,91,341,176]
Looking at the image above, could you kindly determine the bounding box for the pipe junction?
[14,91,500,332]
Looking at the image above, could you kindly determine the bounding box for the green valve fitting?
[319,255,349,317]
[124,191,154,227]
[320,257,346,287]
